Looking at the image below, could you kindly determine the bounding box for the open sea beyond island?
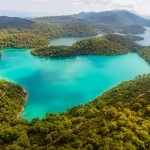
[0,27,150,120]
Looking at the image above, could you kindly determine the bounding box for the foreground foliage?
[0,74,150,149]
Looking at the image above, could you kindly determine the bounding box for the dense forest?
[31,34,141,57]
[138,47,150,63]
[32,16,97,38]
[0,33,48,50]
[0,16,97,39]
[0,74,150,149]
[0,79,27,122]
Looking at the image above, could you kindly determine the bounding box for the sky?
[0,0,150,17]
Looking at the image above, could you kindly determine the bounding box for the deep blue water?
[0,28,150,120]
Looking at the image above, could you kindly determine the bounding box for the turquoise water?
[0,49,150,120]
[0,30,150,120]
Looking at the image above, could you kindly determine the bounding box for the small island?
[31,34,141,57]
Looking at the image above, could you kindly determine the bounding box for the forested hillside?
[0,16,97,39]
[0,33,48,50]
[32,16,97,38]
[73,10,150,26]
[0,16,33,29]
[31,34,141,57]
[73,10,150,34]
[138,47,150,63]
[118,25,146,34]
[0,80,26,122]
[0,16,98,50]
[0,75,150,149]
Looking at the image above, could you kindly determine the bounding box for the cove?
[0,48,150,120]
[49,34,103,46]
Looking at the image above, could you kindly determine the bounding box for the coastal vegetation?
[138,47,150,63]
[0,80,26,122]
[0,74,150,149]
[31,34,141,57]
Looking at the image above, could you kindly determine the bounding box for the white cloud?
[0,0,149,16]
[31,0,53,2]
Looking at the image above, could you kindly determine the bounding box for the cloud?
[30,0,53,2]
[70,0,110,5]
[0,0,150,16]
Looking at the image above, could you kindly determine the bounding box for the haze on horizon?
[0,0,150,17]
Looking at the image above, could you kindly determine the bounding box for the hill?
[0,74,150,149]
[0,16,97,39]
[73,10,150,34]
[31,34,141,57]
[0,16,33,29]
[0,33,48,50]
[33,16,97,37]
[73,10,150,27]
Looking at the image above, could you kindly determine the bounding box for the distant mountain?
[0,16,97,38]
[33,16,97,37]
[0,16,33,29]
[73,10,150,28]
[0,10,149,37]
[34,15,94,25]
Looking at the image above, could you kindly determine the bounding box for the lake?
[0,29,150,120]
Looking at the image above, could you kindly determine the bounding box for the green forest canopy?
[0,33,48,50]
[0,74,150,149]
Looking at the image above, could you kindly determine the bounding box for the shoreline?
[17,88,29,119]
